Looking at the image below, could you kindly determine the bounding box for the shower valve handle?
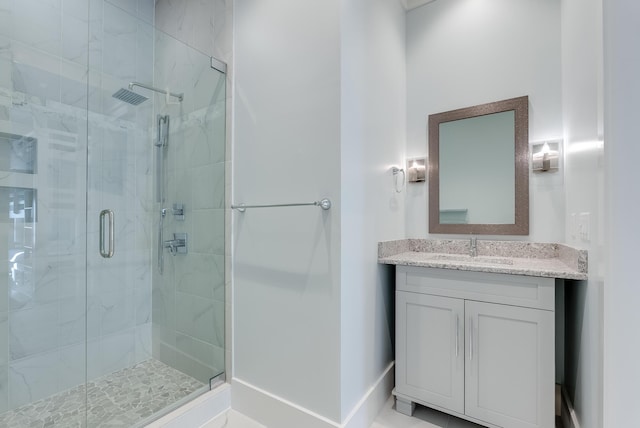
[163,233,188,256]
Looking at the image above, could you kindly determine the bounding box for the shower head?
[112,88,149,105]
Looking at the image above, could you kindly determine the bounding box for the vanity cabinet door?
[396,291,464,414]
[465,301,555,428]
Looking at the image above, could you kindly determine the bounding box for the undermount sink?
[426,253,515,265]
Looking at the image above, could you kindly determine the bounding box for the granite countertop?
[378,239,588,280]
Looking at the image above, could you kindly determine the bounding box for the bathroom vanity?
[378,239,587,428]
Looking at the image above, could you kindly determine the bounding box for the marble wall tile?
[0,312,8,367]
[0,225,10,313]
[169,168,195,215]
[11,43,61,103]
[9,304,58,360]
[191,57,220,113]
[98,329,136,376]
[175,292,216,345]
[62,13,89,66]
[175,253,217,299]
[137,0,154,24]
[0,1,12,39]
[103,2,137,81]
[13,0,62,56]
[58,295,87,347]
[0,37,10,91]
[155,0,214,57]
[212,299,224,349]
[135,278,152,325]
[86,337,102,380]
[57,343,86,391]
[8,349,61,409]
[135,322,152,363]
[191,209,224,254]
[60,60,89,107]
[175,332,217,383]
[0,362,7,413]
[185,114,216,168]
[106,0,136,16]
[152,275,176,331]
[63,0,90,20]
[98,290,136,336]
[191,163,224,210]
[87,0,104,74]
[213,254,225,301]
[136,19,154,83]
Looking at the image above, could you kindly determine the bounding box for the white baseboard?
[232,362,395,428]
[342,362,395,428]
[561,387,581,428]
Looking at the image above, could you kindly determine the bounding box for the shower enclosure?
[0,1,226,426]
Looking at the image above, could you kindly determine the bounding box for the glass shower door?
[0,0,226,425]
[84,2,226,426]
[0,0,91,425]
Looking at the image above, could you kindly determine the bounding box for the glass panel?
[85,3,226,426]
[0,0,90,424]
[151,30,227,390]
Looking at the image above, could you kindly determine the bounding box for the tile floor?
[371,397,485,428]
[204,397,563,428]
[0,359,206,428]
[203,397,485,428]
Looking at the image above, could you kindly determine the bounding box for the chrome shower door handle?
[99,209,114,258]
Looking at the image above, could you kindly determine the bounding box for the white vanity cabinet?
[395,266,556,428]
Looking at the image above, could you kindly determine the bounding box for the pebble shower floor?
[0,359,205,427]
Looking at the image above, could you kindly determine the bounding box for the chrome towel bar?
[232,198,332,213]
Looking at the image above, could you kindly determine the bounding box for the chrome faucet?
[469,237,477,257]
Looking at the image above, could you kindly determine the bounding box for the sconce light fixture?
[391,166,405,193]
[531,141,561,173]
[406,157,426,182]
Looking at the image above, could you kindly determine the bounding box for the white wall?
[339,0,406,419]
[603,0,640,426]
[560,0,604,427]
[233,0,342,421]
[406,0,564,242]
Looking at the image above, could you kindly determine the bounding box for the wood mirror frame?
[428,96,529,235]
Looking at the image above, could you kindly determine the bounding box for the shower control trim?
[164,233,188,255]
[172,203,185,220]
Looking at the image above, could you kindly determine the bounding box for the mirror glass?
[428,96,529,235]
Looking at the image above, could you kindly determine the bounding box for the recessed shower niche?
[0,132,37,174]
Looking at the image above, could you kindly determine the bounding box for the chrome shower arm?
[129,82,184,102]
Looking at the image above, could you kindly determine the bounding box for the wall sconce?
[531,141,561,173]
[391,166,405,193]
[406,157,426,182]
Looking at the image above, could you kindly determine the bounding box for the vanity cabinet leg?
[395,396,416,416]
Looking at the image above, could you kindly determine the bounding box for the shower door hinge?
[209,373,226,390]
[210,56,227,74]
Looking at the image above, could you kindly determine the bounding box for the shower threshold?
[0,359,206,428]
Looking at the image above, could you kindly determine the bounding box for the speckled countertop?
[378,239,588,280]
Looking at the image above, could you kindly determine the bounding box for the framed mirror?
[428,96,529,235]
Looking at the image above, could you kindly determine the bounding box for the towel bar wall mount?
[231,198,332,213]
